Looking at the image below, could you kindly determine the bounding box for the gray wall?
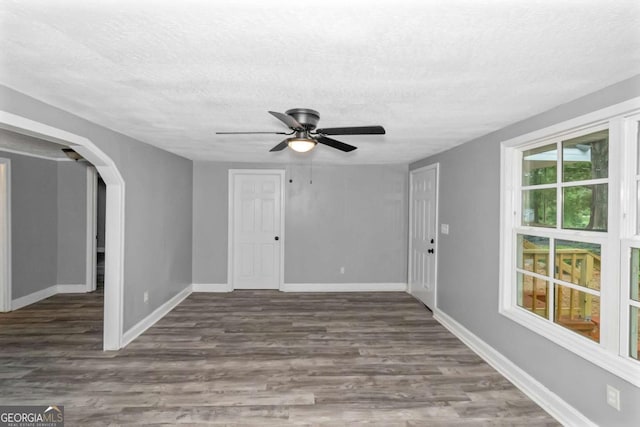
[0,150,58,299]
[57,161,88,285]
[0,146,91,296]
[193,162,408,285]
[410,75,640,426]
[1,86,193,331]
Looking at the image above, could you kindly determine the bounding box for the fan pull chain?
[309,158,313,184]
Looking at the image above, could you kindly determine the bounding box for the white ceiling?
[1,0,639,165]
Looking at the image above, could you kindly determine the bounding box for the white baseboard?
[56,284,88,293]
[434,309,596,427]
[191,283,408,293]
[192,283,233,292]
[11,283,90,310]
[122,286,192,347]
[11,285,58,310]
[281,283,407,292]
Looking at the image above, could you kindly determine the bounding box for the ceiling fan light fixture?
[219,108,384,153]
[287,138,317,153]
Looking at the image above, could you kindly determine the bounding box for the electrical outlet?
[441,224,449,235]
[340,266,345,274]
[606,385,620,411]
[143,291,149,304]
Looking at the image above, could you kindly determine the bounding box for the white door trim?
[408,162,440,308]
[228,169,285,290]
[85,166,98,292]
[0,157,11,312]
[0,111,125,350]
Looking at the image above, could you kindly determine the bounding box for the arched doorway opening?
[0,111,125,350]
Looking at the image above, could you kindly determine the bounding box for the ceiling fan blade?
[269,139,289,152]
[316,125,385,135]
[316,136,357,152]
[269,111,304,130]
[216,131,290,135]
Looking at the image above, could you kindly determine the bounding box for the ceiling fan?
[216,108,385,153]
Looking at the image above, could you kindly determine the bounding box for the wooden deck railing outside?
[521,247,600,340]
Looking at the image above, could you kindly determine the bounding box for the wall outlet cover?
[606,384,620,411]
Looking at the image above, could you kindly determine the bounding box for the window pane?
[522,189,556,227]
[632,248,640,303]
[637,121,640,175]
[523,144,557,186]
[555,240,601,291]
[562,130,608,182]
[517,234,549,275]
[637,181,640,234]
[631,306,639,361]
[554,284,600,342]
[517,273,548,318]
[562,184,608,231]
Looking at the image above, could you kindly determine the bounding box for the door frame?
[85,166,98,292]
[408,162,440,308]
[0,158,11,312]
[0,111,126,350]
[228,169,285,290]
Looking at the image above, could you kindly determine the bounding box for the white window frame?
[499,97,640,387]
[620,113,640,365]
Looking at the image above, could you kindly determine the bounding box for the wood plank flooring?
[0,290,559,426]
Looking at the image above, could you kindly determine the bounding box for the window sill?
[500,306,640,388]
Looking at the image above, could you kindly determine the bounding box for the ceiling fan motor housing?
[285,108,320,130]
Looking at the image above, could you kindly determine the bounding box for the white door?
[230,170,284,289]
[409,164,438,310]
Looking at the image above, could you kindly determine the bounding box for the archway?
[0,111,125,350]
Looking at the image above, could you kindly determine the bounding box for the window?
[630,248,639,361]
[623,115,640,365]
[517,129,608,342]
[500,99,640,386]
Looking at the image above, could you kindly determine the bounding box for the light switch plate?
[441,224,449,235]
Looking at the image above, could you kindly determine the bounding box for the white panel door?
[409,165,438,309]
[231,171,283,289]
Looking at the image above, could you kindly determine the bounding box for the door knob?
[274,236,279,241]
[428,248,434,254]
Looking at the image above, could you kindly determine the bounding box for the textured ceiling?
[1,0,639,165]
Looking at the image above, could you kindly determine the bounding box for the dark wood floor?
[0,290,559,426]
